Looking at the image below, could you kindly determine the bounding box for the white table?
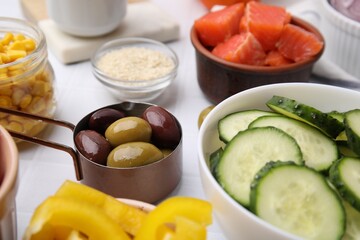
[2,0,227,239]
[3,0,359,239]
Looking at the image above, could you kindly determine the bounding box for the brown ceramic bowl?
[191,16,325,104]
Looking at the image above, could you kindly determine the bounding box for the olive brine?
[210,95,360,240]
[75,105,181,168]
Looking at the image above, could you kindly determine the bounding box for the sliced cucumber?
[216,126,303,207]
[328,111,347,141]
[337,141,359,158]
[251,161,345,240]
[329,157,360,211]
[342,200,360,240]
[344,109,360,156]
[328,110,345,122]
[249,115,339,172]
[218,109,278,143]
[266,95,344,139]
[209,147,223,178]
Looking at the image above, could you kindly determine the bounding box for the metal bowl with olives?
[5,101,182,203]
[75,104,181,168]
[73,102,183,203]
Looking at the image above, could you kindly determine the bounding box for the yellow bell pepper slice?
[29,224,86,240]
[55,180,147,236]
[23,196,130,240]
[174,216,207,240]
[135,196,212,240]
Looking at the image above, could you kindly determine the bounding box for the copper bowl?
[0,102,182,204]
[191,16,325,104]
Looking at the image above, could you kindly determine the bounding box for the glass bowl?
[91,37,178,102]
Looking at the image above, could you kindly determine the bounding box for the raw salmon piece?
[265,50,293,66]
[239,15,248,33]
[212,32,266,65]
[242,1,289,51]
[277,24,324,62]
[194,3,245,47]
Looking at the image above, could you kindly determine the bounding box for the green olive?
[107,142,164,168]
[105,116,152,147]
[161,148,173,157]
[198,105,215,129]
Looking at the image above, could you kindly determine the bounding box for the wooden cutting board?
[20,0,180,64]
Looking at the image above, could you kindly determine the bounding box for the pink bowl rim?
[0,125,18,215]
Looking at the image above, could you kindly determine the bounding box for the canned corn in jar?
[0,17,56,138]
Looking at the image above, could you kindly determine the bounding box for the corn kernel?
[20,94,32,109]
[0,73,7,80]
[22,39,36,52]
[8,62,25,71]
[0,86,12,96]
[1,33,14,45]
[22,118,37,132]
[0,96,12,107]
[14,34,26,41]
[27,96,46,114]
[32,81,50,96]
[0,32,36,65]
[28,121,46,136]
[9,41,26,51]
[7,120,23,133]
[12,87,25,105]
[0,53,10,63]
[0,67,7,74]
[7,50,27,62]
[8,69,24,77]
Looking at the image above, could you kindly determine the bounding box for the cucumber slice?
[218,109,278,143]
[328,111,347,141]
[251,161,345,240]
[329,157,360,211]
[328,110,345,122]
[342,200,360,240]
[209,148,223,178]
[344,109,360,156]
[216,126,303,207]
[249,115,339,171]
[266,95,344,139]
[337,141,359,158]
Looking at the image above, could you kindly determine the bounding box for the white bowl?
[319,0,360,79]
[197,82,360,239]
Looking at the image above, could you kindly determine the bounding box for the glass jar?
[0,17,56,137]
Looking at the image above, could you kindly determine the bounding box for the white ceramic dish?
[197,82,360,239]
[319,0,360,79]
